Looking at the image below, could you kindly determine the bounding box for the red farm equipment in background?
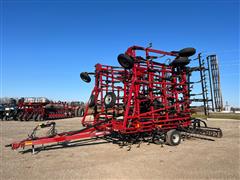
[7,45,222,153]
[0,98,85,121]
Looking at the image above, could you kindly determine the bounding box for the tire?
[80,72,91,83]
[166,129,181,146]
[117,54,134,69]
[169,57,190,67]
[88,95,95,107]
[78,108,84,117]
[178,47,196,57]
[104,92,116,108]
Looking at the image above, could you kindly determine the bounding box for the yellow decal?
[25,141,33,145]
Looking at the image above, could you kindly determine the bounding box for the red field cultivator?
[1,98,85,121]
[7,45,222,153]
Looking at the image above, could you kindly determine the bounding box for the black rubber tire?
[104,92,116,108]
[166,129,181,146]
[88,95,95,107]
[78,108,84,117]
[170,57,190,67]
[80,72,91,83]
[117,54,134,69]
[178,47,196,57]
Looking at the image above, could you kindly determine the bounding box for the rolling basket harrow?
[7,45,222,154]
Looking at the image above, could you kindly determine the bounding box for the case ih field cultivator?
[7,45,222,153]
[1,98,85,121]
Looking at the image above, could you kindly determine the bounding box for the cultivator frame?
[7,45,223,153]
[82,47,191,134]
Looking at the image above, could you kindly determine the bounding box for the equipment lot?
[1,118,239,180]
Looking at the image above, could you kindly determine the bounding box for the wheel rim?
[172,134,180,144]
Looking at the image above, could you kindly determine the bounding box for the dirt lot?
[0,118,239,180]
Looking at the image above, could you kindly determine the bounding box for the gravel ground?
[0,118,239,180]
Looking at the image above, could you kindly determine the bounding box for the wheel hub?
[172,134,180,143]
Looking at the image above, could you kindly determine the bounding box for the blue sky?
[1,0,239,107]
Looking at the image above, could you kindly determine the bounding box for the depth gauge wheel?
[104,92,116,108]
[169,57,190,67]
[80,72,91,83]
[166,129,181,146]
[178,47,196,57]
[117,54,134,69]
